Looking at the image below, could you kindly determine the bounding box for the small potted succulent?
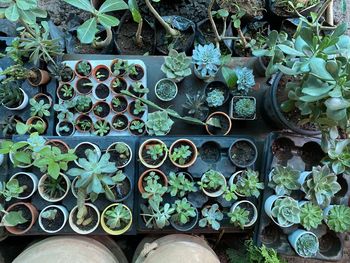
[38,205,68,234]
[56,120,75,136]
[228,139,258,168]
[0,65,50,87]
[170,198,198,231]
[139,139,168,169]
[111,95,128,114]
[75,95,93,114]
[110,77,128,94]
[198,203,223,231]
[25,116,47,134]
[299,201,323,231]
[141,199,174,229]
[93,83,110,100]
[74,142,101,165]
[30,95,52,118]
[192,43,221,81]
[128,64,145,81]
[323,205,350,233]
[75,115,93,133]
[129,82,149,98]
[4,202,38,235]
[59,65,75,83]
[128,99,147,118]
[222,66,256,95]
[45,139,70,153]
[0,83,29,110]
[182,92,209,121]
[146,111,174,136]
[228,169,264,198]
[94,120,111,136]
[57,84,75,101]
[205,111,232,135]
[138,169,168,202]
[109,171,132,202]
[110,59,127,77]
[106,142,133,168]
[264,195,300,228]
[228,200,258,229]
[38,173,71,202]
[167,172,197,198]
[169,139,198,168]
[75,60,92,77]
[129,119,146,135]
[101,203,132,235]
[198,169,227,198]
[230,96,256,120]
[68,203,100,235]
[92,101,110,119]
[112,114,129,131]
[205,81,229,108]
[288,229,319,258]
[268,165,302,196]
[161,49,192,82]
[7,172,39,200]
[155,78,178,102]
[76,77,93,94]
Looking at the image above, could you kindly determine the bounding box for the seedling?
[170,145,192,165]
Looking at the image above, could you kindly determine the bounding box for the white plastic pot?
[170,204,198,232]
[71,177,91,201]
[200,172,227,198]
[107,142,133,168]
[138,139,168,169]
[264,195,295,228]
[155,78,178,102]
[9,172,39,199]
[56,121,75,136]
[288,229,319,258]
[3,88,29,110]
[9,147,33,169]
[228,171,246,197]
[39,205,69,234]
[74,142,101,167]
[69,203,100,235]
[38,173,71,202]
[230,200,258,228]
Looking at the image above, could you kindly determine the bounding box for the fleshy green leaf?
[63,0,93,12]
[99,0,128,13]
[98,13,119,27]
[5,4,19,22]
[77,17,98,44]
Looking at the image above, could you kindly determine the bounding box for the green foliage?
[63,0,129,44]
[141,199,175,229]
[42,175,66,199]
[0,204,28,227]
[131,82,149,95]
[206,89,224,107]
[0,0,47,24]
[273,0,320,13]
[76,61,91,76]
[167,172,197,197]
[236,169,263,198]
[0,179,25,201]
[111,59,127,76]
[77,119,92,131]
[30,98,50,117]
[133,99,146,115]
[94,120,110,136]
[171,198,196,225]
[0,82,24,108]
[222,67,255,94]
[155,80,177,100]
[228,206,250,229]
[198,203,223,230]
[182,92,209,120]
[302,165,341,208]
[268,165,301,196]
[105,204,131,229]
[198,169,225,191]
[234,98,256,118]
[0,64,32,84]
[41,209,57,220]
[53,100,76,122]
[224,184,238,202]
[130,120,145,133]
[300,202,323,230]
[75,96,92,112]
[170,145,192,165]
[296,233,319,257]
[142,172,167,203]
[114,142,130,159]
[16,119,46,135]
[146,143,165,161]
[327,205,350,233]
[146,110,174,136]
[192,43,221,78]
[161,49,192,80]
[271,197,300,226]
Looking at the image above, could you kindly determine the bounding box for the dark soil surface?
[199,141,221,163]
[113,179,131,200]
[41,209,64,231]
[93,102,110,118]
[112,96,128,113]
[75,143,96,159]
[129,65,144,81]
[15,173,34,198]
[111,77,128,94]
[129,101,145,118]
[95,68,110,82]
[10,206,31,231]
[95,84,110,100]
[108,147,131,167]
[76,78,93,94]
[230,141,256,166]
[271,137,294,161]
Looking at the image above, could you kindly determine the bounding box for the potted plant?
[228,200,258,229]
[110,77,128,94]
[2,140,33,169]
[93,83,110,100]
[324,205,350,233]
[76,77,93,95]
[129,119,146,136]
[161,49,192,82]
[94,120,111,136]
[268,165,301,196]
[50,64,75,83]
[170,198,198,231]
[222,66,256,95]
[110,59,127,77]
[29,98,51,119]
[109,170,132,202]
[76,115,93,133]
[101,203,132,235]
[128,64,145,81]
[141,199,175,229]
[75,95,93,114]
[182,92,209,121]
[75,60,92,77]
[92,101,110,119]
[45,139,70,154]
[0,82,28,110]
[56,120,75,136]
[155,79,178,102]
[111,95,128,114]
[228,169,264,198]
[68,203,100,235]
[57,84,75,101]
[198,169,227,198]
[0,204,29,235]
[288,229,319,258]
[192,43,221,81]
[93,65,110,82]
[38,205,68,233]
[0,115,21,137]
[268,0,322,18]
[0,64,50,86]
[230,96,256,120]
[112,114,129,131]
[138,169,168,203]
[146,111,174,136]
[167,172,197,198]
[7,172,39,200]
[228,139,258,168]
[129,82,149,97]
[198,203,223,231]
[169,139,197,168]
[205,81,229,108]
[38,173,71,202]
[106,142,133,169]
[299,201,323,231]
[4,202,38,235]
[205,111,232,135]
[264,195,300,227]
[139,139,168,169]
[74,142,101,165]
[128,99,147,118]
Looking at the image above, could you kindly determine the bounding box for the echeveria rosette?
[327,205,350,233]
[235,67,255,95]
[146,110,174,136]
[161,49,192,81]
[192,43,221,78]
[296,233,319,258]
[268,165,301,196]
[271,197,300,227]
[198,203,223,230]
[300,202,323,230]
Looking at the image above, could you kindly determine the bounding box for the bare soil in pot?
[111,77,127,93]
[9,205,32,231]
[112,114,128,131]
[319,232,342,257]
[61,66,75,82]
[113,177,131,201]
[75,143,97,159]
[93,101,110,118]
[207,114,230,135]
[58,121,74,136]
[128,65,144,81]
[76,78,93,94]
[72,206,98,231]
[230,140,257,167]
[271,137,294,161]
[94,67,110,82]
[14,173,34,198]
[141,142,166,166]
[261,223,283,245]
[111,96,128,113]
[58,84,75,101]
[95,84,110,100]
[199,141,221,163]
[76,115,93,132]
[41,208,64,232]
[300,141,325,166]
[128,100,145,118]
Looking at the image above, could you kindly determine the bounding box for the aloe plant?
[268,165,301,196]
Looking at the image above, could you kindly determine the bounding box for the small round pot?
[61,66,75,83]
[74,142,101,167]
[45,139,70,153]
[68,203,100,235]
[26,116,47,134]
[169,139,198,168]
[205,111,232,136]
[228,171,247,197]
[57,84,76,101]
[110,77,128,94]
[71,177,91,201]
[106,142,133,169]
[38,205,69,234]
[75,114,93,133]
[33,93,53,107]
[93,83,110,101]
[128,64,144,81]
[110,95,128,114]
[127,100,146,118]
[170,204,198,232]
[56,120,75,136]
[110,59,127,77]
[75,96,93,114]
[200,172,227,198]
[92,101,111,119]
[75,60,92,78]
[264,195,295,228]
[194,64,217,82]
[228,138,258,168]
[138,169,168,194]
[288,229,319,258]
[138,139,168,169]
[155,78,178,102]
[128,118,146,136]
[230,200,258,228]
[101,204,132,235]
[9,145,33,169]
[3,88,29,110]
[76,77,93,95]
[28,68,50,86]
[5,202,38,235]
[9,172,39,200]
[111,114,129,131]
[204,81,229,107]
[93,65,110,83]
[38,173,71,202]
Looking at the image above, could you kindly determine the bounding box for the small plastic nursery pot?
[76,78,93,95]
[5,202,38,235]
[170,203,198,232]
[169,139,198,168]
[38,173,71,203]
[106,142,133,169]
[129,118,146,136]
[110,59,127,77]
[155,78,178,102]
[229,96,257,120]
[288,229,319,258]
[264,195,295,228]
[56,120,75,136]
[138,169,168,194]
[74,142,101,167]
[230,200,258,228]
[68,203,100,235]
[127,100,146,118]
[93,65,110,83]
[33,93,53,107]
[110,77,128,94]
[205,81,229,107]
[111,114,129,131]
[200,171,227,198]
[38,205,69,234]
[111,95,128,114]
[71,177,90,201]
[3,88,28,110]
[75,60,92,78]
[205,112,232,136]
[28,68,50,86]
[228,171,248,197]
[93,83,110,101]
[9,172,39,200]
[128,64,145,81]
[75,114,93,133]
[139,139,168,169]
[92,101,111,119]
[100,204,132,235]
[57,84,75,101]
[26,116,47,134]
[9,144,33,169]
[61,66,75,83]
[194,64,217,82]
[228,139,258,168]
[45,139,70,153]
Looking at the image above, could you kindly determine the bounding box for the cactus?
[161,49,192,81]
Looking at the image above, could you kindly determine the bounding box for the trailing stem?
[135,18,144,47]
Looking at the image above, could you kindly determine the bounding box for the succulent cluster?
[0,83,24,108]
[234,98,256,118]
[236,169,264,198]
[192,43,221,78]
[228,206,250,229]
[206,89,225,107]
[161,49,192,81]
[198,203,223,230]
[235,67,255,94]
[268,165,301,196]
[167,172,197,197]
[300,202,323,230]
[271,197,300,226]
[171,198,196,225]
[326,205,350,233]
[146,111,174,136]
[296,233,319,258]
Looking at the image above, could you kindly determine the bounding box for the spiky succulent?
[161,49,192,81]
[146,111,174,136]
[0,82,24,108]
[235,67,255,94]
[192,43,221,78]
[271,197,300,227]
[268,165,301,196]
[182,92,209,120]
[234,98,256,118]
[206,89,225,107]
[326,205,350,233]
[296,233,319,258]
[300,202,323,230]
[302,165,341,208]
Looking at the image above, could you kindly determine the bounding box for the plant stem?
[135,18,144,47]
[326,0,334,25]
[208,0,221,43]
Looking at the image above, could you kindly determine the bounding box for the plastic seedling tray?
[57,59,148,136]
[135,136,265,234]
[255,132,349,261]
[3,135,138,235]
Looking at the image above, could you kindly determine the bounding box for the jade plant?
[300,202,323,230]
[228,206,250,229]
[146,111,174,136]
[206,89,225,107]
[141,199,175,229]
[167,172,197,197]
[296,233,319,258]
[236,169,264,198]
[171,198,197,226]
[104,204,131,230]
[268,165,301,196]
[161,49,192,82]
[198,203,223,230]
[0,179,25,201]
[30,99,51,118]
[326,205,350,233]
[272,197,300,227]
[234,98,256,118]
[192,43,221,79]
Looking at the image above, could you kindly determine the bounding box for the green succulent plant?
[133,100,146,115]
[161,49,192,81]
[167,172,197,197]
[170,145,192,165]
[171,198,197,225]
[192,43,221,78]
[235,67,256,94]
[130,120,145,134]
[75,96,92,113]
[141,199,175,229]
[94,120,110,137]
[131,82,149,95]
[206,89,225,107]
[41,209,58,220]
[228,206,250,229]
[198,170,225,192]
[300,202,323,230]
[146,143,165,161]
[105,204,131,230]
[30,98,51,117]
[296,233,319,258]
[223,184,238,202]
[76,61,91,76]
[268,165,301,196]
[182,92,209,120]
[326,205,350,233]
[198,203,223,230]
[234,98,256,118]
[271,197,300,227]
[146,111,174,136]
[0,82,24,108]
[0,179,25,202]
[53,100,76,122]
[236,169,264,198]
[142,172,167,203]
[0,204,28,227]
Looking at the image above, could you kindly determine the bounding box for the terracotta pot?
[5,202,38,235]
[57,83,75,101]
[45,139,70,153]
[28,68,50,86]
[33,93,53,107]
[169,139,197,168]
[138,169,168,194]
[74,60,92,78]
[127,100,146,118]
[110,59,127,77]
[92,101,111,119]
[205,111,232,136]
[75,77,93,95]
[92,65,111,83]
[26,116,47,134]
[110,77,128,94]
[110,95,128,114]
[61,66,75,83]
[38,205,69,234]
[128,118,146,136]
[128,64,144,81]
[111,114,129,131]
[139,139,168,169]
[75,114,93,133]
